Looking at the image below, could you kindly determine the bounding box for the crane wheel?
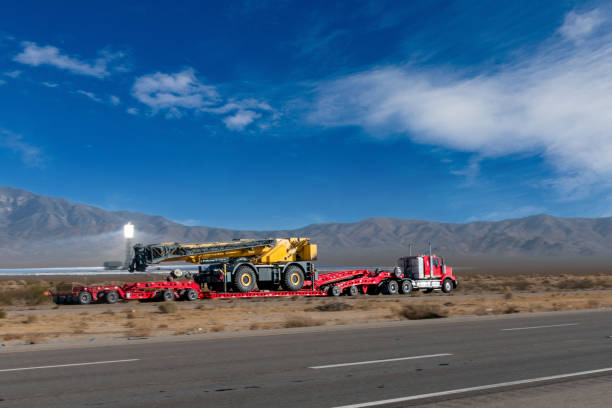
[281,265,304,291]
[329,285,342,296]
[442,279,453,294]
[105,290,119,304]
[399,280,412,295]
[185,289,198,301]
[233,266,256,293]
[77,291,92,305]
[162,290,175,301]
[382,280,399,295]
[347,285,359,296]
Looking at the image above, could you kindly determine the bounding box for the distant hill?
[1,186,611,267]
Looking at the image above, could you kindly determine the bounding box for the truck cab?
[397,255,457,293]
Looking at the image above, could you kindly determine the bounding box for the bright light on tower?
[123,222,134,239]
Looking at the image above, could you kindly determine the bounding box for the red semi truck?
[50,254,457,304]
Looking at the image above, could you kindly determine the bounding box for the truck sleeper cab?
[397,255,457,293]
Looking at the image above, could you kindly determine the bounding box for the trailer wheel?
[233,266,256,293]
[105,290,119,304]
[442,279,453,294]
[185,289,198,301]
[399,280,412,295]
[382,280,399,295]
[329,285,342,296]
[347,285,359,296]
[77,291,92,305]
[162,290,175,301]
[281,265,304,291]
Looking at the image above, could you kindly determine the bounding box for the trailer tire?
[77,291,92,305]
[185,289,198,301]
[162,290,175,301]
[233,265,256,293]
[382,280,399,295]
[399,280,412,295]
[329,285,342,297]
[105,290,119,304]
[442,279,453,294]
[347,285,359,296]
[282,265,304,291]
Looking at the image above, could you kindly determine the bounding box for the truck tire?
[185,288,198,301]
[347,285,359,296]
[329,285,342,296]
[382,280,399,295]
[282,265,304,291]
[233,265,256,293]
[442,279,453,294]
[105,290,119,304]
[162,290,175,301]
[399,280,412,295]
[77,291,92,305]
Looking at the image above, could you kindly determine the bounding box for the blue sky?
[1,0,612,229]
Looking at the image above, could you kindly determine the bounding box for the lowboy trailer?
[49,254,457,304]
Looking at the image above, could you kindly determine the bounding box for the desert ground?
[1,269,612,347]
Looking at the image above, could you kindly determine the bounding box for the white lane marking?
[332,366,612,408]
[0,359,139,373]
[501,323,579,331]
[310,353,452,369]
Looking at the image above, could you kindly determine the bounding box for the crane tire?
[185,288,198,301]
[105,290,119,304]
[399,280,412,295]
[77,291,92,305]
[233,265,256,293]
[442,279,453,294]
[347,285,359,296]
[162,290,175,301]
[281,265,304,291]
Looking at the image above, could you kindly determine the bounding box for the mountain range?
[1,186,611,268]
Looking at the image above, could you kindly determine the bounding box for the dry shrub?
[503,304,520,314]
[310,302,353,312]
[211,325,225,332]
[0,284,51,306]
[127,328,152,338]
[3,333,23,341]
[509,279,531,291]
[400,304,448,320]
[556,279,596,290]
[0,309,5,319]
[284,315,323,328]
[73,328,85,334]
[158,303,178,314]
[587,299,600,308]
[102,309,115,315]
[158,323,169,329]
[504,290,514,300]
[23,315,38,324]
[26,335,45,344]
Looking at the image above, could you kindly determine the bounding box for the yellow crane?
[129,238,317,292]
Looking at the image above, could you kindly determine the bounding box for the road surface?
[1,309,612,407]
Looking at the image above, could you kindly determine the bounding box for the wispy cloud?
[76,89,102,103]
[41,81,58,88]
[559,9,604,43]
[126,107,138,115]
[109,95,120,106]
[309,8,612,196]
[0,129,43,167]
[13,42,124,78]
[132,68,276,129]
[3,70,21,78]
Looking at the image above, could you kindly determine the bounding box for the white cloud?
[42,81,59,88]
[131,68,218,114]
[13,42,123,78]
[0,129,43,167]
[109,95,120,106]
[559,9,604,42]
[76,89,102,103]
[126,107,139,115]
[4,70,21,78]
[223,110,261,131]
[309,8,612,195]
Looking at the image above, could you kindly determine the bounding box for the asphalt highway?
[1,309,612,407]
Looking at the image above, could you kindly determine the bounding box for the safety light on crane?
[123,222,135,239]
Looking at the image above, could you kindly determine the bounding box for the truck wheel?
[77,291,92,305]
[162,290,175,301]
[106,290,119,304]
[185,289,198,301]
[282,265,304,291]
[399,280,412,295]
[329,285,342,296]
[442,279,453,294]
[233,266,256,293]
[347,285,359,296]
[382,280,399,295]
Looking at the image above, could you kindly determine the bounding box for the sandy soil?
[1,271,611,346]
